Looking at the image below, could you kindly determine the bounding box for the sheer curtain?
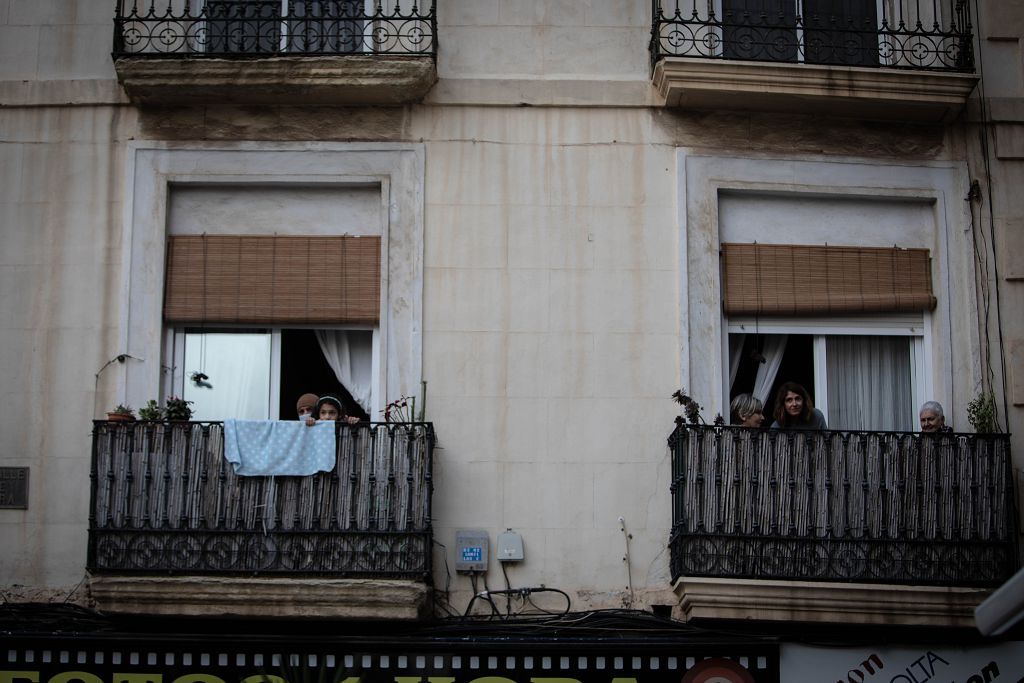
[316,329,373,412]
[184,332,271,420]
[752,334,788,405]
[728,333,746,392]
[826,335,913,431]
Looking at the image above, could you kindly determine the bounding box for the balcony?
[88,420,434,619]
[650,1,979,121]
[668,421,1019,626]
[112,1,438,105]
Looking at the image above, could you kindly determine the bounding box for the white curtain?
[728,333,746,392]
[752,334,788,405]
[183,332,271,420]
[316,329,373,412]
[826,335,912,431]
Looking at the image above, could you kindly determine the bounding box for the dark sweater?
[770,408,828,430]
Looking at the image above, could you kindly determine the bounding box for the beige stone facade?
[0,0,1021,628]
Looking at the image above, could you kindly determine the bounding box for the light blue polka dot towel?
[224,419,336,476]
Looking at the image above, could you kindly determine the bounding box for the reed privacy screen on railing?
[89,421,433,578]
[668,422,1017,587]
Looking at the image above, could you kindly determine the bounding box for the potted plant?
[106,404,135,422]
[671,388,724,426]
[138,399,163,422]
[164,396,194,422]
[967,392,999,433]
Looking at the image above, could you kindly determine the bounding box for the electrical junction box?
[497,529,524,562]
[455,529,489,572]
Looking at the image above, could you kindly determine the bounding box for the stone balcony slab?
[653,57,978,122]
[89,575,432,619]
[115,55,437,106]
[673,576,989,628]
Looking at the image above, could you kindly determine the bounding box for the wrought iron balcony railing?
[651,0,973,72]
[669,421,1017,587]
[114,1,436,57]
[89,420,434,579]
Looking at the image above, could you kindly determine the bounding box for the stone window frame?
[119,142,425,414]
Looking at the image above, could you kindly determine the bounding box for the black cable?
[480,572,501,617]
[476,586,572,618]
[500,561,513,616]
[431,540,459,617]
[971,0,1011,431]
[462,573,481,619]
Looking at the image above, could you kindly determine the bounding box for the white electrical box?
[497,529,524,562]
[455,529,489,572]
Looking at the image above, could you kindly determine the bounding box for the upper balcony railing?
[113,0,436,58]
[669,421,1017,587]
[651,0,974,73]
[89,420,434,579]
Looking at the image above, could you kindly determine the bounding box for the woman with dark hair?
[770,382,827,430]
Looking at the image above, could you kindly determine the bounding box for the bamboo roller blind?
[721,243,936,316]
[164,235,381,324]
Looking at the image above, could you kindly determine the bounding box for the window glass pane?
[288,0,362,53]
[825,335,913,431]
[803,0,879,66]
[722,0,798,62]
[183,332,271,420]
[206,0,281,54]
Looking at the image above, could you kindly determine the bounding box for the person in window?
[730,393,765,428]
[919,401,952,433]
[308,394,360,426]
[296,393,319,420]
[770,382,827,430]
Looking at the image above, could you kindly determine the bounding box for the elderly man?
[296,393,319,419]
[919,401,952,433]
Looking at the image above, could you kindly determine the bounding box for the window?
[207,0,281,53]
[289,0,362,53]
[727,316,927,431]
[206,0,363,54]
[721,0,880,66]
[162,233,382,420]
[168,327,376,420]
[803,0,879,66]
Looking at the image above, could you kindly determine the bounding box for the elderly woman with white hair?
[919,401,952,433]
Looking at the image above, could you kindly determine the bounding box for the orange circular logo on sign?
[681,658,756,683]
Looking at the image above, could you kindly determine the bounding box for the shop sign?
[780,643,1023,683]
[2,643,777,683]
